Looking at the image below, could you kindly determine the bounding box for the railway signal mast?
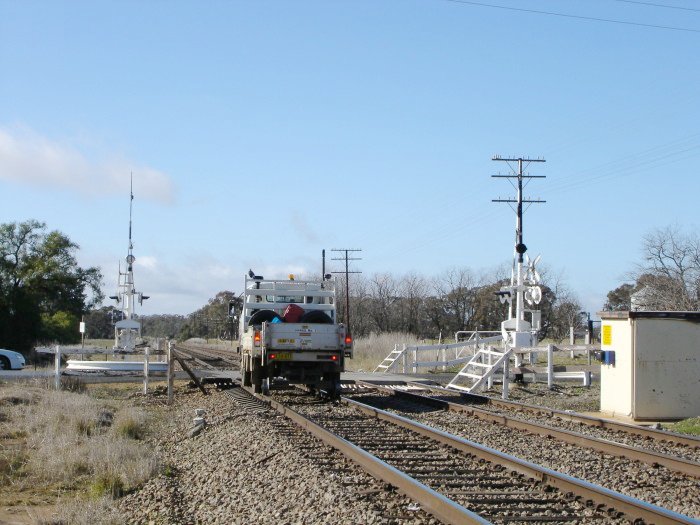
[492,156,546,355]
[109,176,149,352]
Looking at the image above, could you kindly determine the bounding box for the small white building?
[599,311,700,420]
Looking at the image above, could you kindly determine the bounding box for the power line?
[612,0,700,13]
[441,0,700,33]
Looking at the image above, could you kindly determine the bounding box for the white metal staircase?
[373,344,405,373]
[447,345,513,393]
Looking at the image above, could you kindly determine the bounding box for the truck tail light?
[254,331,261,346]
[344,334,352,346]
[269,353,276,360]
[331,354,338,361]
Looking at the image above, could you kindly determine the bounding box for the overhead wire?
[364,133,700,269]
[353,1,699,270]
[611,0,700,13]
[441,0,700,33]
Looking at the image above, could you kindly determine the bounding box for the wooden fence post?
[54,345,61,390]
[167,341,174,405]
[143,346,150,395]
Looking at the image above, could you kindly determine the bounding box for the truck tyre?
[248,309,282,326]
[242,355,252,387]
[252,359,265,394]
[325,372,341,399]
[299,310,333,325]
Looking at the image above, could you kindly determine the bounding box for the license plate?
[276,338,296,344]
[275,352,292,360]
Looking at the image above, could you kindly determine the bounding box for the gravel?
[349,391,700,520]
[116,387,440,524]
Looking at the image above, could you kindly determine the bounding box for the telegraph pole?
[492,156,546,263]
[492,155,546,331]
[331,249,362,333]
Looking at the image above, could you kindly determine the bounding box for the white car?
[0,349,25,370]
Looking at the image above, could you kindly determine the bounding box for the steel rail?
[342,396,700,525]
[361,383,700,478]
[240,386,490,525]
[405,380,700,449]
[174,343,240,367]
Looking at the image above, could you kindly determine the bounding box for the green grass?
[114,416,145,440]
[89,472,125,499]
[664,417,700,436]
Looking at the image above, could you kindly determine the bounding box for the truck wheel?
[325,372,341,400]
[242,355,252,387]
[252,360,265,394]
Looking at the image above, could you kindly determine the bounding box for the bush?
[113,409,147,440]
[89,472,125,499]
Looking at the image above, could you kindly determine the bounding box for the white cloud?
[135,255,158,270]
[90,249,317,316]
[0,125,175,203]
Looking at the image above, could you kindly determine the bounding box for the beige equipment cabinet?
[599,311,700,420]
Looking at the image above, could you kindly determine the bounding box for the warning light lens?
[269,354,276,360]
[254,331,261,346]
[331,355,338,361]
[344,335,352,345]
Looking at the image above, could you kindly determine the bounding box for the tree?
[637,226,700,310]
[433,268,478,333]
[0,220,103,351]
[604,283,634,311]
[367,273,399,333]
[83,306,123,339]
[470,280,509,332]
[605,226,700,312]
[179,291,241,340]
[141,314,187,339]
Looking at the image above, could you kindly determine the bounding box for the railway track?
[400,381,700,452]
[355,383,700,476]
[173,342,240,370]
[226,384,698,525]
[343,385,700,519]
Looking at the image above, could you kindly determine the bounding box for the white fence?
[374,332,503,374]
[375,337,599,390]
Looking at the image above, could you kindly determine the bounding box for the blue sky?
[1,0,699,317]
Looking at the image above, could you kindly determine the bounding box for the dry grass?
[45,496,123,525]
[0,380,160,522]
[347,332,423,372]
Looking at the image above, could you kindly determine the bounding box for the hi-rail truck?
[238,273,352,397]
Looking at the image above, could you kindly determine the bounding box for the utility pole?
[331,249,362,334]
[492,156,546,329]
